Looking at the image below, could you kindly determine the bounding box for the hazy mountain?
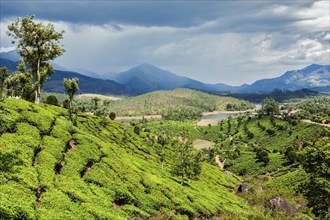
[0,50,68,71]
[1,57,328,95]
[239,64,330,93]
[0,58,128,95]
[0,58,17,72]
[0,50,20,61]
[43,70,128,95]
[107,63,219,94]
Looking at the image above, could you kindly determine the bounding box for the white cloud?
[293,1,330,31]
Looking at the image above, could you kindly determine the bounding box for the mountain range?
[0,50,329,95]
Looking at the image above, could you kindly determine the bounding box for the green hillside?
[144,113,330,219]
[0,98,256,219]
[78,88,254,117]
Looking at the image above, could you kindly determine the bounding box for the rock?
[225,171,232,176]
[269,197,296,214]
[237,182,251,193]
[215,155,226,170]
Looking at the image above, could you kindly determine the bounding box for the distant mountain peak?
[132,63,163,72]
[301,64,324,74]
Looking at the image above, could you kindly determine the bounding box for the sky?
[0,0,329,85]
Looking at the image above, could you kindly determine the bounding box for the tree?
[63,78,79,121]
[0,67,9,99]
[109,112,116,120]
[171,131,202,185]
[92,97,101,114]
[7,15,65,105]
[256,150,270,166]
[157,129,170,170]
[4,71,31,98]
[299,137,330,218]
[261,98,279,115]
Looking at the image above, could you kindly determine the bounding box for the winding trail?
[302,119,330,127]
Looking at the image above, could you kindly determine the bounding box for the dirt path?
[302,119,330,127]
[192,139,214,150]
[202,109,256,116]
[115,115,162,121]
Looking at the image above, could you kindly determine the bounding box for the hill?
[0,98,256,219]
[104,88,254,117]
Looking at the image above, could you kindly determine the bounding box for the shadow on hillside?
[0,150,23,172]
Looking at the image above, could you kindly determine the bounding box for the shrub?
[266,128,276,136]
[62,99,70,109]
[109,112,116,120]
[256,150,270,166]
[45,95,59,106]
[134,126,140,135]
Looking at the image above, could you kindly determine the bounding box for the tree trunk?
[35,58,41,105]
[161,147,164,170]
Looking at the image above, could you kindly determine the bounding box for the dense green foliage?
[145,110,329,219]
[0,98,258,219]
[63,77,79,122]
[299,137,330,218]
[0,67,9,99]
[45,95,59,106]
[296,96,330,123]
[7,15,65,104]
[261,98,279,115]
[225,88,318,102]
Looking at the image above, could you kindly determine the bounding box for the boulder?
[237,182,251,193]
[269,197,296,214]
[225,171,232,176]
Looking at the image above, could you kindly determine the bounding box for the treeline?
[296,96,330,123]
[105,88,255,117]
[220,88,318,102]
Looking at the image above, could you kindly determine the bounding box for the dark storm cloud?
[1,0,328,85]
[0,0,315,28]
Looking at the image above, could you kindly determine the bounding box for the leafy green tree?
[4,71,31,98]
[109,112,116,120]
[300,137,330,218]
[92,97,101,114]
[134,125,140,135]
[63,99,70,109]
[0,67,9,99]
[63,78,79,121]
[284,146,296,164]
[100,100,111,125]
[256,150,270,166]
[171,131,202,185]
[7,15,65,105]
[261,98,279,115]
[45,95,59,106]
[157,129,170,170]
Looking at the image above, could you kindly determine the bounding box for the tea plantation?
[0,98,258,219]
